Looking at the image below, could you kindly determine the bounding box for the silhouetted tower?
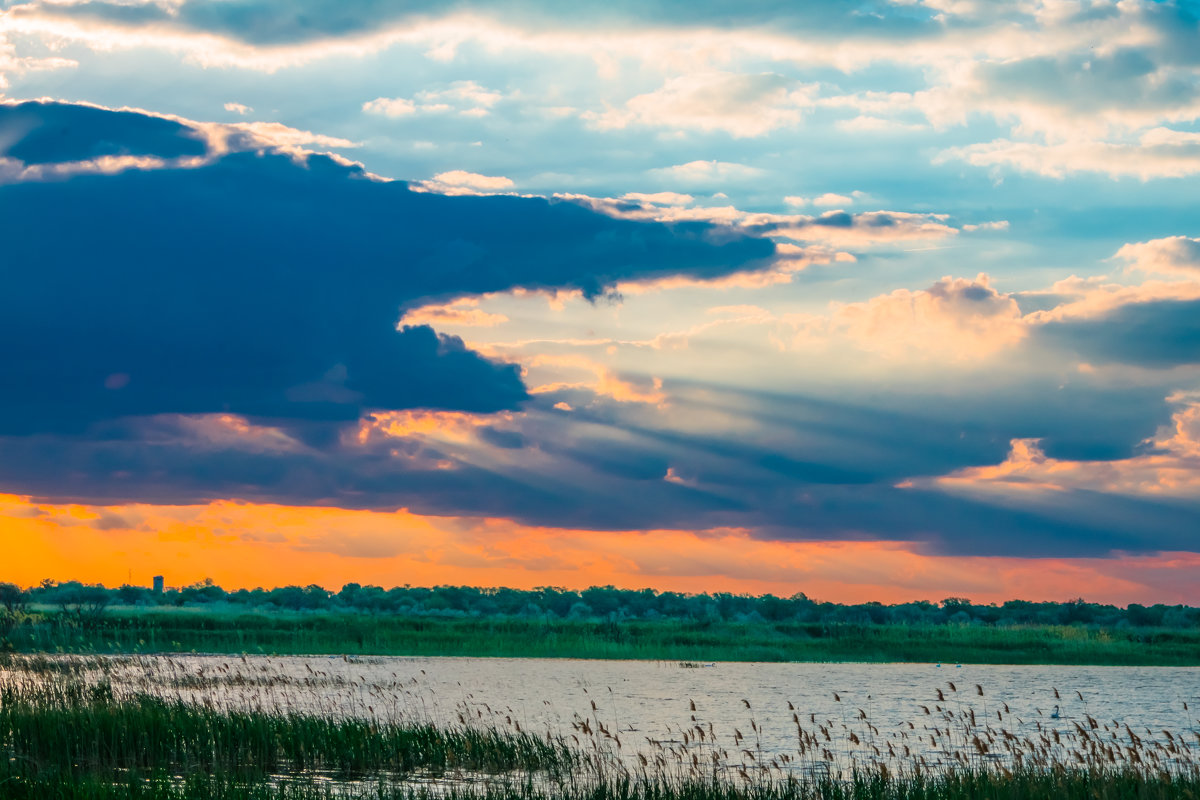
[152,575,164,594]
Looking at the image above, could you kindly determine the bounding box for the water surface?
[83,655,1200,775]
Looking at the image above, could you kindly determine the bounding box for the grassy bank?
[8,608,1200,664]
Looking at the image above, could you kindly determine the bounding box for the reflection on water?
[6,654,1200,786]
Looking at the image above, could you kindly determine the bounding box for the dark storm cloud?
[0,409,746,530]
[0,102,207,165]
[0,100,774,434]
[748,485,1200,558]
[1,382,1196,557]
[1037,299,1200,368]
[4,0,939,46]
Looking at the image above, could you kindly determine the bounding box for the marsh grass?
[0,672,576,785]
[9,611,1200,665]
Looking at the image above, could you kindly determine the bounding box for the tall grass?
[10,611,1200,665]
[0,672,576,783]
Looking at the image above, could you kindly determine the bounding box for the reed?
[0,672,576,783]
[9,611,1200,665]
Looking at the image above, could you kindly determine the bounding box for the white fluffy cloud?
[785,191,867,207]
[648,160,766,183]
[938,128,1200,179]
[363,81,503,118]
[584,72,817,137]
[412,170,515,194]
[793,274,1027,360]
[1116,236,1200,278]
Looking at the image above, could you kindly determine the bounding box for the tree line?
[3,580,1197,630]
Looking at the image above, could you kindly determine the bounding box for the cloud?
[565,193,961,247]
[912,392,1200,500]
[523,354,667,406]
[796,273,1027,360]
[1009,264,1200,367]
[785,191,867,208]
[963,48,1200,139]
[0,1,942,64]
[419,169,515,193]
[0,368,1190,557]
[0,100,777,438]
[0,99,208,166]
[648,160,765,184]
[834,115,926,133]
[1035,298,1200,368]
[1116,235,1200,277]
[962,220,1009,232]
[811,193,856,207]
[938,128,1200,180]
[0,99,361,184]
[224,102,252,115]
[583,71,816,137]
[362,96,417,117]
[621,191,693,206]
[1023,274,1200,324]
[363,81,503,118]
[399,298,509,328]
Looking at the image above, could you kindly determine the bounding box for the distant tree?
[57,585,111,630]
[1062,597,1096,625]
[116,584,152,606]
[0,582,26,614]
[338,583,363,607]
[0,583,26,641]
[567,602,593,619]
[180,579,226,604]
[858,601,892,625]
[757,594,794,621]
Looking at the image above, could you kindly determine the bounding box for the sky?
[2,0,1199,605]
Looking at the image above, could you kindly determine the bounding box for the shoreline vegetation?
[1,654,1198,800]
[9,610,1200,665]
[2,581,1199,664]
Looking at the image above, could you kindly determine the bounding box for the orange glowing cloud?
[784,273,1026,361]
[2,493,1198,604]
[909,392,1200,499]
[522,353,666,406]
[398,298,510,328]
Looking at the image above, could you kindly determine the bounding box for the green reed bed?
[0,674,576,784]
[12,611,1200,665]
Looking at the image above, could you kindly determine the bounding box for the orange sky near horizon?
[2,493,1198,606]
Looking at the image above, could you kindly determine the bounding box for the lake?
[68,654,1200,777]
